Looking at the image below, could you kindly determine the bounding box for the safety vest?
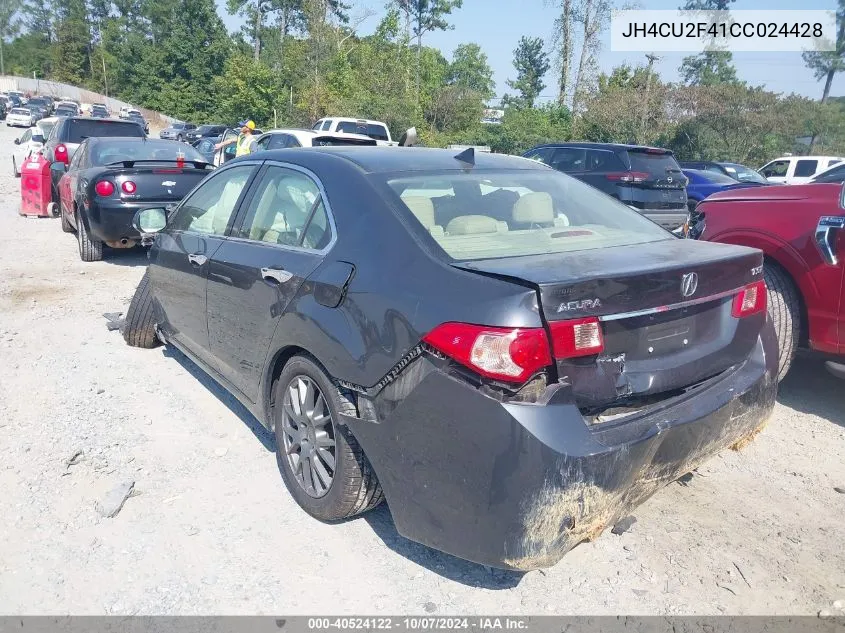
[235,133,253,157]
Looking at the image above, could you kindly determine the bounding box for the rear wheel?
[77,213,103,262]
[123,271,160,348]
[764,262,800,382]
[274,356,384,521]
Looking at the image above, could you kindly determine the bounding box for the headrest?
[402,196,436,229]
[446,215,506,235]
[513,192,554,224]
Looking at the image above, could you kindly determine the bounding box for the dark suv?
[524,142,688,230]
[44,117,147,206]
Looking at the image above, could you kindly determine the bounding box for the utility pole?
[640,53,660,143]
[102,55,108,97]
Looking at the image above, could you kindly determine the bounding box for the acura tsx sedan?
[123,147,778,570]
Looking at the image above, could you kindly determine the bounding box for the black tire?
[77,213,103,262]
[274,355,384,521]
[123,271,160,348]
[764,262,801,382]
[60,207,73,233]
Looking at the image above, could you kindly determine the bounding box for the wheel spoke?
[301,453,315,492]
[316,446,335,472]
[282,402,301,428]
[315,433,335,448]
[312,454,331,491]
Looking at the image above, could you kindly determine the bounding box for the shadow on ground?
[162,346,275,451]
[363,505,525,590]
[778,356,843,428]
[102,248,149,267]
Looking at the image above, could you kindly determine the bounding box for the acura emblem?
[681,272,699,298]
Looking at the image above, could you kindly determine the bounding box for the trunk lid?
[109,164,211,202]
[456,239,765,411]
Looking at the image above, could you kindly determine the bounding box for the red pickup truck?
[687,183,845,381]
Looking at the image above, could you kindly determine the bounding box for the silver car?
[159,122,196,141]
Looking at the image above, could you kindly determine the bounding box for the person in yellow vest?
[215,119,256,157]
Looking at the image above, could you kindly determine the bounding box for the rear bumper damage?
[343,323,778,571]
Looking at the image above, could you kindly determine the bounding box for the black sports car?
[122,147,778,570]
[57,137,212,261]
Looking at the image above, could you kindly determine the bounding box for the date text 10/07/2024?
[307,618,530,630]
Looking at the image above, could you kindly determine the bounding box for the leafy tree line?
[0,0,842,163]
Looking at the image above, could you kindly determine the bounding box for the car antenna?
[454,147,474,167]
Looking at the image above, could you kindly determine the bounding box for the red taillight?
[605,171,649,183]
[732,281,767,318]
[94,180,115,197]
[423,323,552,383]
[55,144,69,165]
[121,181,136,194]
[550,317,605,359]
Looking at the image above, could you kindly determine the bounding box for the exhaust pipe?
[105,238,137,249]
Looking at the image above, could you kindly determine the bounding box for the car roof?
[262,128,376,143]
[320,117,386,125]
[530,141,673,153]
[767,155,845,162]
[250,146,548,173]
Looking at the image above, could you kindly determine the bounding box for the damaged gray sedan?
[123,147,778,570]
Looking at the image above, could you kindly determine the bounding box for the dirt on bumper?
[345,335,777,571]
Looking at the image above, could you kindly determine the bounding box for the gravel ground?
[0,123,843,616]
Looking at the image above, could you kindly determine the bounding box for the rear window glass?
[692,169,737,184]
[381,170,671,262]
[11,108,29,115]
[336,121,389,142]
[626,151,682,175]
[312,135,377,147]
[195,125,218,134]
[794,160,818,177]
[63,119,145,143]
[91,139,204,165]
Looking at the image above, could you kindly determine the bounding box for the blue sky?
[215,0,844,102]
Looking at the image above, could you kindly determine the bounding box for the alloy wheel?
[280,376,337,498]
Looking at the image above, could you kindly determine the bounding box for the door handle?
[188,253,207,267]
[261,267,294,284]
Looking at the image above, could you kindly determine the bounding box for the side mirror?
[399,127,418,147]
[14,138,20,145]
[133,207,168,234]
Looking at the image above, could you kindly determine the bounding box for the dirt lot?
[0,123,843,616]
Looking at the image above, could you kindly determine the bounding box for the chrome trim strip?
[598,287,740,322]
[815,216,845,266]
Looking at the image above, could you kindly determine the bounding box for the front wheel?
[764,263,801,382]
[274,356,384,521]
[123,271,160,348]
[77,214,103,262]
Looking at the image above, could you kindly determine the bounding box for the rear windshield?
[381,170,671,262]
[336,121,389,142]
[195,125,219,134]
[170,123,186,129]
[63,119,145,143]
[626,151,682,176]
[91,139,204,165]
[692,169,738,184]
[312,135,377,147]
[11,108,29,115]
[721,163,767,183]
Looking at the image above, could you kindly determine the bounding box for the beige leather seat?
[403,195,445,237]
[445,215,508,235]
[512,192,569,228]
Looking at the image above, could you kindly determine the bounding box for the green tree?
[447,42,494,99]
[803,0,845,103]
[0,0,22,75]
[51,0,90,86]
[678,0,740,86]
[505,36,549,108]
[395,0,462,106]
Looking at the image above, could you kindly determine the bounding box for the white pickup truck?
[312,117,397,146]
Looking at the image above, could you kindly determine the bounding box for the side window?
[524,147,554,164]
[337,121,358,134]
[254,135,273,152]
[549,147,587,172]
[237,165,332,250]
[69,143,85,169]
[312,120,324,131]
[828,159,842,168]
[815,164,845,183]
[587,149,625,172]
[321,120,332,131]
[267,134,289,150]
[761,160,789,178]
[169,165,253,235]
[286,134,302,148]
[794,159,818,178]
